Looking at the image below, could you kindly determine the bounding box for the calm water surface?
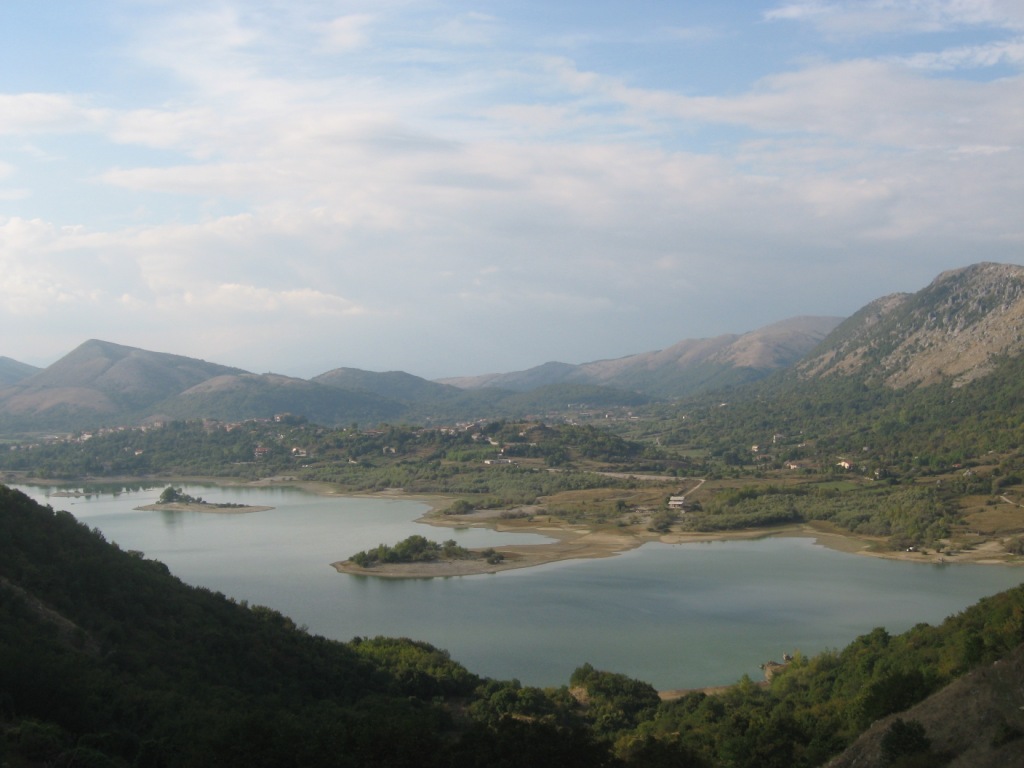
[16,483,1024,690]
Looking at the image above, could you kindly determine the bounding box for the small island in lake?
[333,534,515,578]
[137,486,273,514]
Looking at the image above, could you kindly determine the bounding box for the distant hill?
[495,383,652,413]
[6,263,1024,434]
[312,366,514,424]
[441,316,843,398]
[0,356,40,388]
[314,367,465,403]
[0,338,651,434]
[157,372,407,425]
[312,367,648,421]
[0,341,411,432]
[0,340,245,430]
[797,262,1024,388]
[441,361,582,393]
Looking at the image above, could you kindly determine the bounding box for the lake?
[14,482,1024,691]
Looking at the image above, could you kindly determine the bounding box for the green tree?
[158,486,181,504]
[880,718,931,766]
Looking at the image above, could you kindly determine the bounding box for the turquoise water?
[14,483,1024,690]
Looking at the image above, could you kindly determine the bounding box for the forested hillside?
[646,346,1024,484]
[0,418,669,491]
[0,484,611,768]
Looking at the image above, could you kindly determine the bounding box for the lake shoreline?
[10,474,1024,693]
[196,479,1024,571]
[332,504,1024,578]
[11,473,1020,574]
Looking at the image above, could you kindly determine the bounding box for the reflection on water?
[12,482,1024,690]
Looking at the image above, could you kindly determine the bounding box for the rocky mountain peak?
[798,262,1024,388]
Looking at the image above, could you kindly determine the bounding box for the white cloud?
[322,14,374,51]
[0,94,101,135]
[0,161,25,200]
[543,55,1024,152]
[0,218,98,314]
[434,12,500,46]
[951,144,1013,155]
[0,216,62,252]
[765,2,831,22]
[898,36,1024,69]
[106,107,226,153]
[765,0,1024,36]
[182,284,367,317]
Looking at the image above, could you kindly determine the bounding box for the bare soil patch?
[137,502,273,514]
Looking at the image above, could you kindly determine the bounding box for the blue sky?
[1,1,1022,378]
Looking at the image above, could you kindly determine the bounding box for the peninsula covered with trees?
[340,534,507,575]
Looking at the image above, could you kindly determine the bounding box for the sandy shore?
[332,508,1024,578]
[136,502,274,514]
[269,480,1020,572]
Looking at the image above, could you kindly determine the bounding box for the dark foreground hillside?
[0,484,610,768]
[826,643,1024,768]
[3,484,1024,767]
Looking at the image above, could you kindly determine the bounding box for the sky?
[1,1,1022,379]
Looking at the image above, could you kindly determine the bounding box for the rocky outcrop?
[798,262,1024,389]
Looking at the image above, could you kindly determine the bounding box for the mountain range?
[440,315,842,396]
[0,356,41,388]
[2,262,1023,433]
[0,319,842,433]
